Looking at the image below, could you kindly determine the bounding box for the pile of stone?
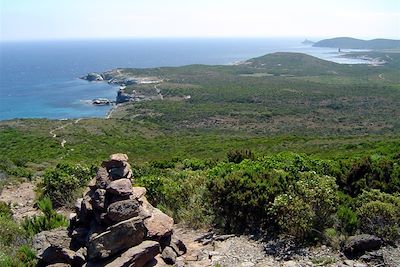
[33,154,186,267]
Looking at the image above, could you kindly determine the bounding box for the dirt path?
[170,225,399,267]
[49,118,82,147]
[155,84,164,100]
[0,182,39,221]
[378,73,385,80]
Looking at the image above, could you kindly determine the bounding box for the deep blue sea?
[0,38,370,120]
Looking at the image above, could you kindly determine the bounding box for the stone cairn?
[33,154,186,267]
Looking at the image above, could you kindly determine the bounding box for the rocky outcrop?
[342,234,382,258]
[33,154,186,267]
[82,72,104,82]
[32,228,86,266]
[116,89,133,103]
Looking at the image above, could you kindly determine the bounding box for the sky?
[0,0,399,41]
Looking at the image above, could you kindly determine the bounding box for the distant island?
[313,37,400,49]
[301,39,315,45]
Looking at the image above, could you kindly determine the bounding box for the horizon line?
[1,35,400,43]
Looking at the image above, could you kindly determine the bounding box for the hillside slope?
[314,37,400,49]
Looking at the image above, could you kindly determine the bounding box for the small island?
[301,39,315,45]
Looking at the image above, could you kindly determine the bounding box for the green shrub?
[208,161,289,231]
[0,158,33,179]
[182,158,217,171]
[0,215,25,247]
[22,197,68,237]
[323,228,343,249]
[341,157,400,196]
[272,194,314,238]
[0,201,12,217]
[271,172,338,239]
[227,149,255,163]
[16,245,37,267]
[42,163,95,207]
[336,205,358,234]
[136,170,212,226]
[354,190,400,241]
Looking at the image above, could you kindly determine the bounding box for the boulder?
[106,179,133,196]
[106,198,142,223]
[96,167,111,189]
[33,228,84,265]
[169,236,187,256]
[144,207,174,240]
[102,153,129,170]
[70,227,89,248]
[40,246,83,266]
[108,162,133,179]
[110,153,129,162]
[161,246,177,265]
[88,178,97,189]
[87,217,146,260]
[132,187,147,200]
[92,189,107,211]
[79,195,94,225]
[97,241,161,267]
[75,198,83,215]
[343,234,382,257]
[33,228,71,257]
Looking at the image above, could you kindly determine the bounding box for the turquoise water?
[0,38,371,120]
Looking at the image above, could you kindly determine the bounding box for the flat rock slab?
[99,241,161,267]
[106,179,133,196]
[87,217,146,260]
[110,153,129,162]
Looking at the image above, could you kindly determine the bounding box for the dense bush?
[0,159,33,180]
[135,169,212,227]
[227,149,255,163]
[41,163,95,207]
[0,202,34,267]
[271,172,338,239]
[355,190,400,241]
[340,156,400,196]
[335,205,358,234]
[207,160,288,231]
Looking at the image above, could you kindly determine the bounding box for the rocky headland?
[81,71,163,104]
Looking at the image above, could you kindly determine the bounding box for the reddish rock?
[144,208,174,240]
[132,187,147,200]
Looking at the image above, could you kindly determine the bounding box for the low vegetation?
[0,51,399,265]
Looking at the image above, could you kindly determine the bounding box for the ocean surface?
[0,38,371,120]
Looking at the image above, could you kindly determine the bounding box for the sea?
[0,38,372,121]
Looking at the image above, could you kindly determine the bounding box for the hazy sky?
[1,0,399,41]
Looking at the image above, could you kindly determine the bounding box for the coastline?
[1,48,382,122]
[106,103,119,119]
